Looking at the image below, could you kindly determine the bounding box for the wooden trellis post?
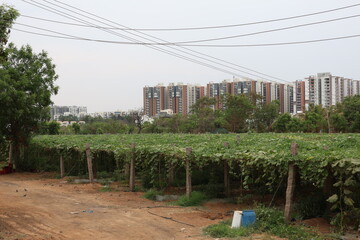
[60,155,65,178]
[168,163,174,187]
[284,142,298,222]
[85,144,94,183]
[129,143,136,192]
[185,147,192,198]
[223,142,230,197]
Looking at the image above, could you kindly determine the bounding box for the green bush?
[99,185,114,192]
[255,205,285,228]
[204,206,324,240]
[143,189,162,200]
[204,220,253,238]
[172,191,208,206]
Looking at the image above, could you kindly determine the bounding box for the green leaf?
[343,189,352,195]
[330,203,339,211]
[333,181,342,187]
[344,177,356,186]
[344,196,354,206]
[327,194,338,203]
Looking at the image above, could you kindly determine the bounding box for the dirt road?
[0,173,236,240]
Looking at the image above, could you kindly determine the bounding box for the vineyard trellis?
[8,133,360,228]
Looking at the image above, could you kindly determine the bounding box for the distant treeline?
[39,94,360,135]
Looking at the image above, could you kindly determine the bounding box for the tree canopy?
[0,5,58,163]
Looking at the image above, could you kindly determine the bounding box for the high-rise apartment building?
[294,73,360,113]
[167,83,188,115]
[143,85,166,117]
[187,85,205,113]
[207,80,231,110]
[143,73,359,117]
[230,79,254,96]
[293,81,306,113]
[277,83,294,114]
[353,80,360,95]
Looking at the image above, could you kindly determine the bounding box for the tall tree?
[0,5,19,61]
[252,100,280,132]
[343,95,360,132]
[190,96,216,133]
[273,113,292,133]
[129,109,145,133]
[0,5,59,164]
[224,94,254,132]
[303,104,327,133]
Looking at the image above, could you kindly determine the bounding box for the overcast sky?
[5,0,360,112]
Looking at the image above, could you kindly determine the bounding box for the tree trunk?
[129,143,136,191]
[8,142,13,164]
[12,142,21,169]
[185,148,192,198]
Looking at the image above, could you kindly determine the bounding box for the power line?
[48,0,290,83]
[20,3,360,31]
[172,14,360,44]
[13,25,360,49]
[24,0,290,83]
[21,0,264,81]
[178,34,360,47]
[20,13,360,45]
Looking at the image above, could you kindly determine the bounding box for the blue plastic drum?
[241,210,256,227]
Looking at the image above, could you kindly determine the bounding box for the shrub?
[204,220,253,238]
[203,206,323,240]
[99,185,114,192]
[143,189,162,200]
[172,191,208,206]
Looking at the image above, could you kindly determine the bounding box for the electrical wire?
[20,3,360,31]
[20,14,360,44]
[172,14,360,44]
[45,0,291,83]
[21,0,255,80]
[23,0,290,83]
[177,34,360,47]
[13,25,360,48]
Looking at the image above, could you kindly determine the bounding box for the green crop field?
[11,133,360,231]
[21,133,359,189]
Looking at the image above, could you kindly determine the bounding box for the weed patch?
[143,189,163,200]
[99,186,114,192]
[171,191,207,206]
[204,206,325,240]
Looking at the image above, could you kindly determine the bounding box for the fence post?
[284,143,298,222]
[60,155,65,178]
[129,143,136,192]
[85,144,94,183]
[223,142,230,197]
[168,163,174,187]
[185,147,192,198]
